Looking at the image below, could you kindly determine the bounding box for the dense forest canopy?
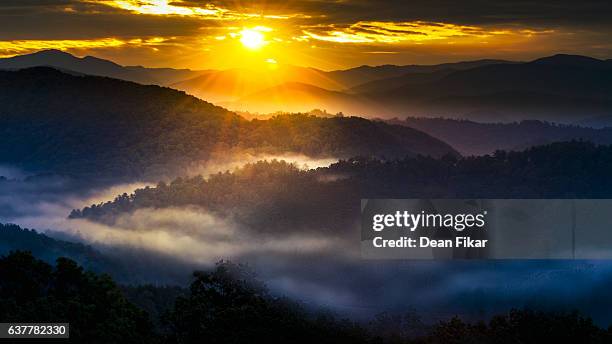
[71,142,612,234]
[1,251,610,343]
[0,223,119,273]
[0,67,455,180]
[0,251,156,343]
[0,224,198,284]
[3,57,612,344]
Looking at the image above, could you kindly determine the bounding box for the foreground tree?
[428,309,611,344]
[0,251,156,343]
[163,261,369,344]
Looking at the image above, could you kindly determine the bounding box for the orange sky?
[0,0,611,70]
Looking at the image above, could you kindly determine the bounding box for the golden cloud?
[302,21,553,44]
[93,0,308,20]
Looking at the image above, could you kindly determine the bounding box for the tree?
[0,251,156,344]
[163,261,369,344]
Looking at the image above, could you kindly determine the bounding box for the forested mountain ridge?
[0,67,239,179]
[2,251,610,343]
[387,117,612,155]
[360,54,612,122]
[70,141,612,232]
[0,67,457,180]
[0,223,126,277]
[229,54,612,123]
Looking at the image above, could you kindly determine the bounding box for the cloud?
[1,176,343,266]
[4,163,612,325]
[302,21,537,44]
[93,0,305,20]
[0,0,611,69]
[183,151,338,177]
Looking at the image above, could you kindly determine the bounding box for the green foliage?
[72,142,612,230]
[1,252,611,343]
[163,260,370,344]
[0,251,156,343]
[0,223,124,276]
[427,310,611,344]
[122,285,186,329]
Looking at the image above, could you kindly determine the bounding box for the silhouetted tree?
[0,251,156,343]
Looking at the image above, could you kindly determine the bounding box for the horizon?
[4,47,610,119]
[1,1,612,70]
[4,2,612,341]
[4,48,610,73]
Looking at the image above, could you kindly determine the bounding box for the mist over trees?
[0,251,155,343]
[71,141,612,229]
[0,223,124,274]
[2,251,610,344]
[3,54,612,344]
[0,224,201,285]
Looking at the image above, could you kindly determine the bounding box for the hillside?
[0,67,240,179]
[0,223,123,275]
[0,49,203,85]
[5,51,612,125]
[362,54,612,122]
[180,59,515,109]
[171,65,350,103]
[348,69,457,94]
[229,82,373,114]
[388,118,612,155]
[333,59,513,91]
[71,142,612,231]
[225,55,612,123]
[0,67,457,180]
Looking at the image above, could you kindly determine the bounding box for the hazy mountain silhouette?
[222,54,612,124]
[355,54,612,122]
[387,117,612,155]
[174,59,514,104]
[379,54,612,102]
[329,59,514,90]
[347,68,457,94]
[0,223,124,276]
[5,50,611,125]
[0,67,457,179]
[230,82,375,114]
[0,49,204,85]
[171,65,350,103]
[1,50,513,107]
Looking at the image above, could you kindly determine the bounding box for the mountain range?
[386,117,612,155]
[0,67,456,180]
[2,50,612,125]
[230,55,612,124]
[0,49,204,85]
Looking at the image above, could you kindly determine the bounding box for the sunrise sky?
[1,0,611,70]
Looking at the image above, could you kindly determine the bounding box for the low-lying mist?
[3,159,612,326]
[183,151,338,178]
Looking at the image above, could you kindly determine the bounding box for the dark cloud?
[0,1,611,79]
[0,0,75,6]
[1,0,611,40]
[0,5,206,40]
[195,0,612,27]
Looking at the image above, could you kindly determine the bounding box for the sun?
[240,29,265,50]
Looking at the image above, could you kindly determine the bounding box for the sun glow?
[240,29,266,50]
